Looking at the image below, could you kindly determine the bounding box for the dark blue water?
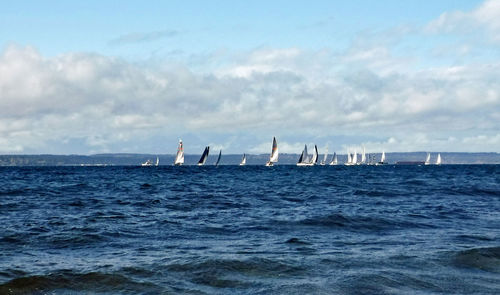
[0,165,499,294]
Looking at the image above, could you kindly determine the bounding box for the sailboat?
[141,159,153,166]
[360,146,366,165]
[346,149,357,166]
[174,139,184,166]
[239,153,247,166]
[436,153,442,165]
[297,145,318,166]
[265,137,279,166]
[215,150,222,166]
[197,146,210,166]
[297,145,309,166]
[345,151,353,165]
[329,152,338,165]
[155,156,159,166]
[320,146,328,165]
[424,153,431,165]
[310,145,319,165]
[376,151,387,165]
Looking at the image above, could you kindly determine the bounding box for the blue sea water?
[0,165,499,294]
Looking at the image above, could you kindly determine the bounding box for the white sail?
[298,144,318,166]
[425,152,431,165]
[436,153,442,165]
[155,156,159,166]
[321,146,328,165]
[269,137,279,163]
[302,145,309,163]
[297,145,309,166]
[174,139,184,165]
[345,151,352,165]
[361,146,366,164]
[380,151,386,163]
[310,145,319,165]
[330,152,337,165]
[239,154,247,166]
[352,150,358,164]
[266,137,278,166]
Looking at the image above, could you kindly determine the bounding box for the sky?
[1,0,499,155]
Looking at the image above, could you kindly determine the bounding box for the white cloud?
[426,0,500,42]
[0,39,499,154]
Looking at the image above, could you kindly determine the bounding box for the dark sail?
[215,150,222,166]
[298,151,304,163]
[330,152,337,164]
[197,146,210,165]
[297,144,307,163]
[313,145,319,164]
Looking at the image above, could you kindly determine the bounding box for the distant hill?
[0,152,499,166]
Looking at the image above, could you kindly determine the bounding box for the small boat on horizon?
[239,153,247,166]
[297,144,318,166]
[320,146,328,165]
[436,153,442,165]
[215,149,222,166]
[174,140,184,166]
[141,156,159,166]
[297,145,309,166]
[265,137,279,166]
[197,146,210,166]
[425,152,431,165]
[360,146,366,165]
[345,150,356,166]
[376,151,387,165]
[329,152,338,165]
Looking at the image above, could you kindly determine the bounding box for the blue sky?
[1,0,499,155]
[0,0,481,57]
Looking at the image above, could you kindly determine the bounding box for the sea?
[0,165,499,294]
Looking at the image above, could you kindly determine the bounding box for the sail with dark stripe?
[312,145,319,164]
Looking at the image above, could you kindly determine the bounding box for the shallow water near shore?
[0,165,499,294]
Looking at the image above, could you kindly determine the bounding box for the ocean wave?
[42,233,108,249]
[1,165,499,294]
[166,257,305,279]
[0,271,163,294]
[289,213,435,231]
[338,273,443,294]
[452,246,500,273]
